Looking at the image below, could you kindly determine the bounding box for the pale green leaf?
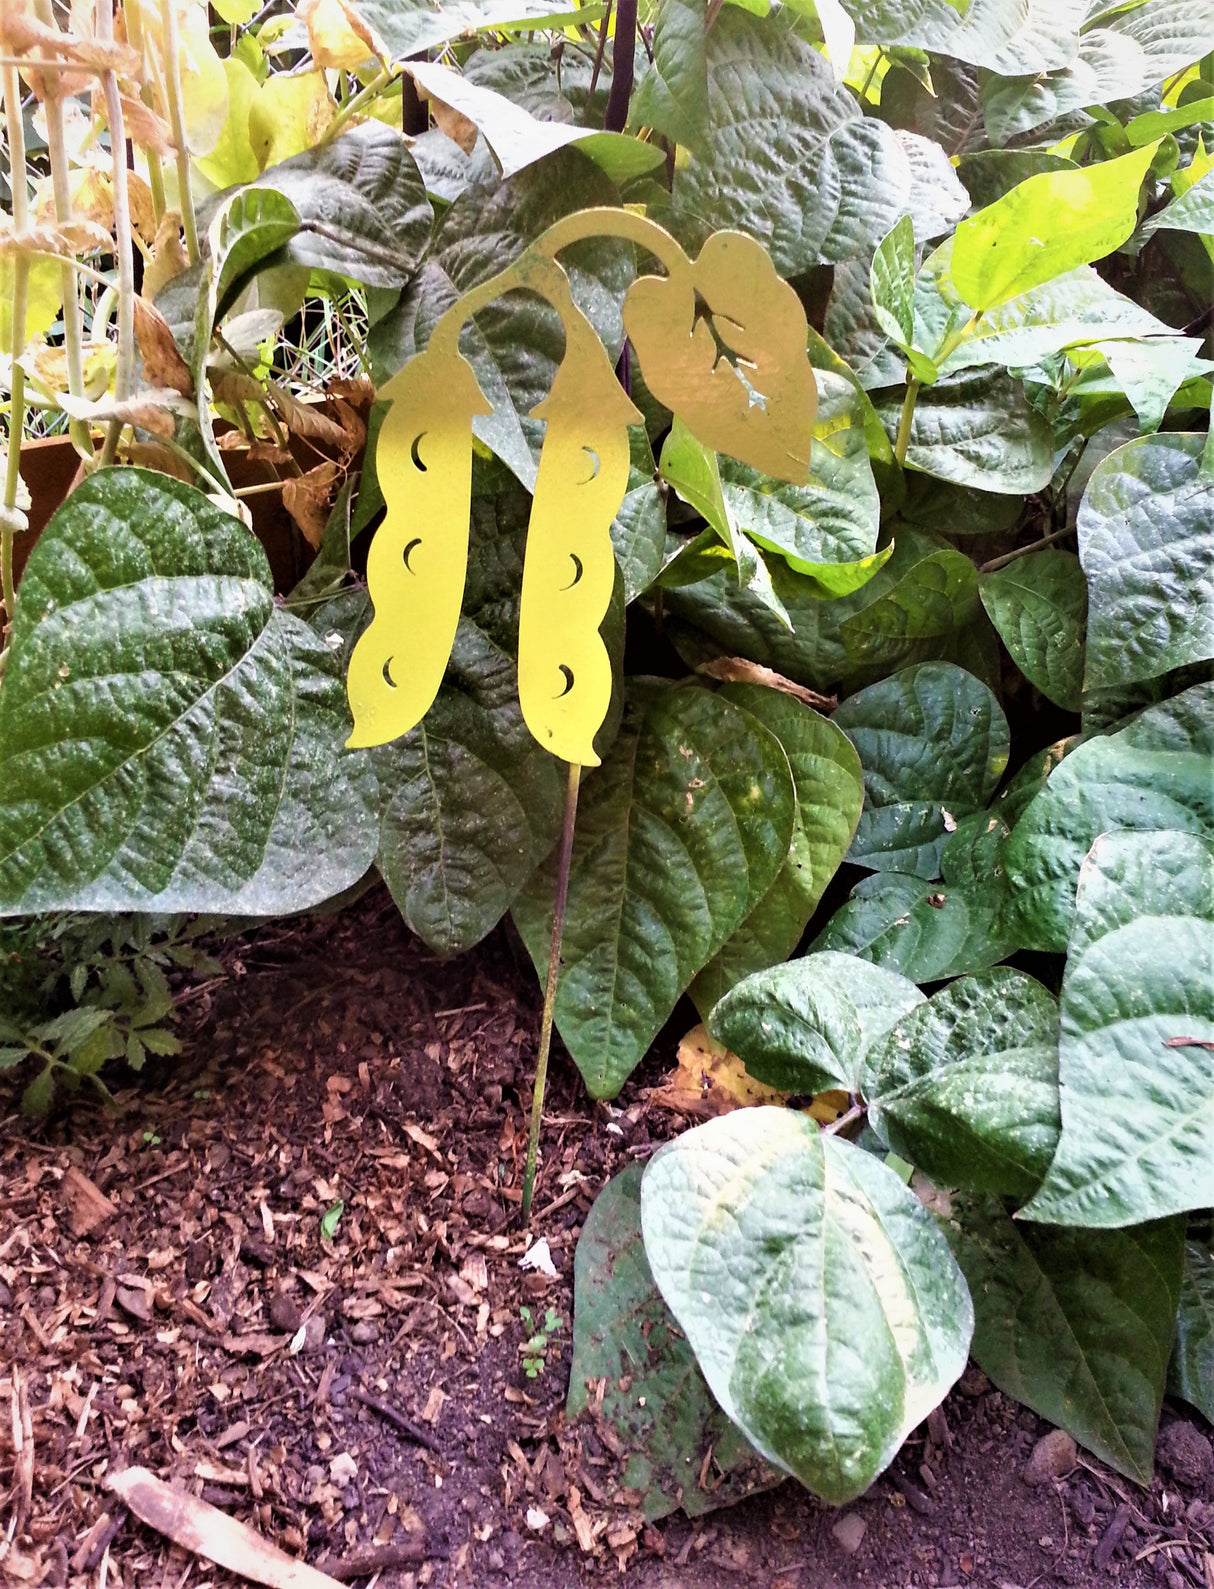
[1002,682,1214,952]
[1019,830,1214,1228]
[951,143,1160,311]
[1078,432,1214,690]
[641,1109,972,1505]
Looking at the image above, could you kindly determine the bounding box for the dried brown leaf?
[133,299,193,396]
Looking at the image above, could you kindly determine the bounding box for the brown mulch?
[2,887,1212,1589]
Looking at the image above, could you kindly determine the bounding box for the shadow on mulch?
[1,885,1211,1589]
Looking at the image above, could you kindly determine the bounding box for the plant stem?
[319,66,393,146]
[822,1101,866,1136]
[32,0,93,461]
[521,760,582,1227]
[603,0,635,131]
[159,0,199,263]
[979,523,1076,573]
[97,0,134,468]
[1,63,29,632]
[893,375,920,466]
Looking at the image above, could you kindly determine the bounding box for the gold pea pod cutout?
[346,343,491,749]
[623,231,817,485]
[517,307,641,767]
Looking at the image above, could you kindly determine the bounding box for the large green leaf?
[1140,168,1214,242]
[568,1165,776,1521]
[863,969,1060,1199]
[628,0,710,153]
[372,618,564,954]
[834,663,1010,878]
[1169,1236,1214,1422]
[979,550,1087,712]
[511,681,795,1098]
[225,124,433,288]
[876,372,1054,493]
[349,0,579,58]
[915,250,1170,381]
[667,10,965,277]
[814,812,1017,982]
[718,371,882,579]
[1078,433,1214,692]
[0,470,378,915]
[689,683,864,1013]
[1002,682,1214,952]
[369,148,631,491]
[1019,831,1214,1229]
[640,1108,973,1506]
[842,0,1085,76]
[663,530,993,696]
[948,1195,1185,1485]
[708,951,921,1094]
[950,143,1159,310]
[982,2,1214,145]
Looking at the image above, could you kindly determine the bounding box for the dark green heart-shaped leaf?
[834,663,1010,877]
[947,1195,1185,1484]
[512,681,795,1098]
[1169,1234,1214,1422]
[1078,433,1214,692]
[1002,681,1214,952]
[1019,830,1214,1228]
[876,371,1054,493]
[568,1164,776,1520]
[231,123,433,287]
[690,683,863,1012]
[0,470,378,915]
[641,1108,972,1505]
[708,950,921,1095]
[863,968,1060,1199]
[979,550,1086,712]
[813,807,1019,980]
[667,10,964,277]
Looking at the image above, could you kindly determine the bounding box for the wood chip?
[108,1467,346,1589]
[62,1167,118,1237]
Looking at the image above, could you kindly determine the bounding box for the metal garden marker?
[344,208,819,1223]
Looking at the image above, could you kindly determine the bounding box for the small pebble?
[1024,1428,1077,1485]
[831,1513,867,1554]
[302,1314,326,1352]
[1157,1421,1214,1489]
[270,1293,302,1334]
[350,1320,380,1345]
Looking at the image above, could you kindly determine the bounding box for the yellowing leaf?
[649,1024,790,1118]
[952,142,1161,311]
[194,57,262,190]
[345,344,491,749]
[518,297,639,766]
[0,256,62,356]
[624,231,818,484]
[299,0,380,70]
[247,70,335,171]
[124,0,229,156]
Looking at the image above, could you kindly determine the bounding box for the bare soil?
[2,887,1211,1589]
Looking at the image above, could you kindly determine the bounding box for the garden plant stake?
[346,207,819,1221]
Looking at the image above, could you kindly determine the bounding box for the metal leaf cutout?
[623,232,817,484]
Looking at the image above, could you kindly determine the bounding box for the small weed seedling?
[519,1307,563,1378]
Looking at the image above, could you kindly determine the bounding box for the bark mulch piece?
[2,886,1211,1589]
